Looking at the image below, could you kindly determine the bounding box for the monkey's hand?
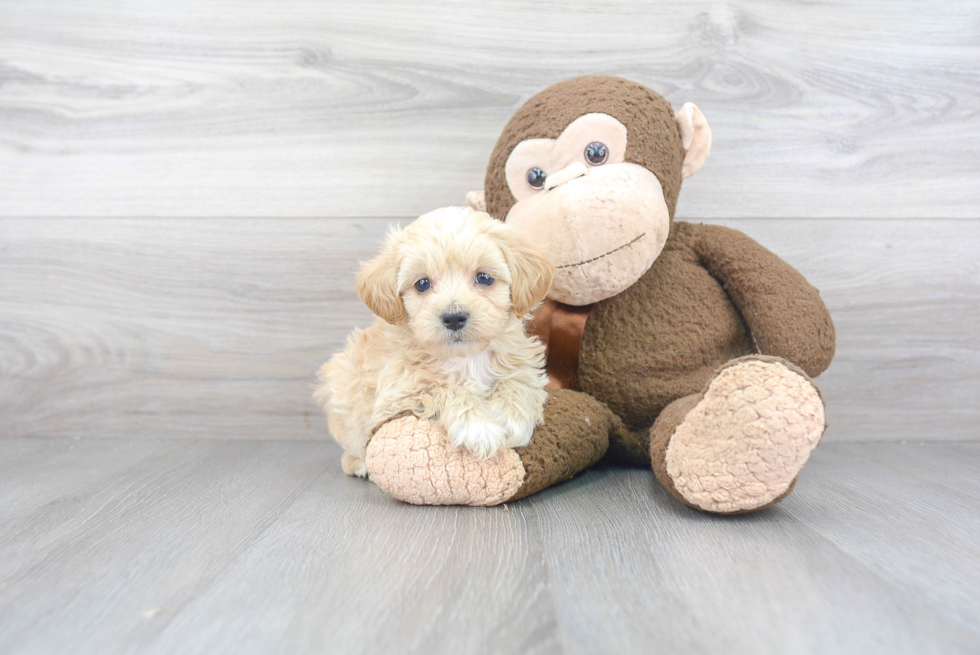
[364,390,612,506]
[693,223,836,377]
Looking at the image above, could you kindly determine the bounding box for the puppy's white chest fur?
[439,350,497,390]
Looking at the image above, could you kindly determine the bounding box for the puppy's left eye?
[475,272,494,286]
[414,278,431,292]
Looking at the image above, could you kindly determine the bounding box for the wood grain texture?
[0,439,333,655]
[2,217,978,442]
[0,217,381,441]
[0,438,977,654]
[1,0,978,219]
[527,452,980,654]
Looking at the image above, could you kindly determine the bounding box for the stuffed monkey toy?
[364,76,835,513]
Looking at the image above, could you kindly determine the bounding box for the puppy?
[315,206,555,477]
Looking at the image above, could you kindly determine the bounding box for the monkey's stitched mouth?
[556,233,646,270]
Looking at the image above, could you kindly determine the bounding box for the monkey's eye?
[585,141,608,165]
[475,272,494,286]
[526,167,547,189]
[414,278,431,293]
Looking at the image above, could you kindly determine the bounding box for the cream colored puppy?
[315,206,555,477]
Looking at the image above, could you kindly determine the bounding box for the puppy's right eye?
[526,167,546,190]
[414,278,431,293]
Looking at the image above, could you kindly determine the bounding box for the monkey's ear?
[354,232,407,325]
[466,190,487,213]
[675,103,712,178]
[490,223,555,317]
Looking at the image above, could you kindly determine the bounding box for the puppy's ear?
[490,222,555,316]
[355,231,407,325]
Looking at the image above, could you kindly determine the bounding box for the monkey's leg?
[649,355,826,514]
[364,389,614,506]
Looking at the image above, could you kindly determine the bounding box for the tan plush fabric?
[485,76,685,221]
[674,103,712,178]
[465,190,486,212]
[658,357,825,513]
[505,162,671,306]
[503,113,627,198]
[365,416,526,506]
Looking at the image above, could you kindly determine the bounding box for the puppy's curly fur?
[315,207,555,477]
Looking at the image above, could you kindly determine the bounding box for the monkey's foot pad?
[365,416,525,506]
[666,358,825,513]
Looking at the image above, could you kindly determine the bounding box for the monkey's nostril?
[441,311,468,332]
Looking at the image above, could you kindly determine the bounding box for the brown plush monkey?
[365,76,835,513]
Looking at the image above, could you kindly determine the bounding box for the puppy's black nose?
[441,311,468,332]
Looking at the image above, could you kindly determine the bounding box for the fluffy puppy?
[315,206,555,477]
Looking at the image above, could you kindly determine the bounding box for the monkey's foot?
[364,390,612,506]
[651,356,826,514]
[365,416,525,506]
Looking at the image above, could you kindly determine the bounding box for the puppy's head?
[355,206,554,355]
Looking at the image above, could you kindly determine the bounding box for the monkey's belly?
[577,246,754,431]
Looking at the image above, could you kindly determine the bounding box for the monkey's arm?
[692,223,835,377]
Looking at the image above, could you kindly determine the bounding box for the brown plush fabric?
[484,76,834,512]
[576,221,835,446]
[692,224,836,377]
[510,389,614,501]
[485,76,685,221]
[363,75,837,512]
[577,222,755,440]
[603,425,654,467]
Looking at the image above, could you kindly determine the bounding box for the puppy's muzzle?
[441,311,469,332]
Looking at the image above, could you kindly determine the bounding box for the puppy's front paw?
[341,452,368,478]
[488,401,538,449]
[501,416,535,449]
[449,418,508,460]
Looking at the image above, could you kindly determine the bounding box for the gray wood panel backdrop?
[2,0,979,443]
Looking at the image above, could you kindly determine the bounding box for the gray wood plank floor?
[0,439,977,655]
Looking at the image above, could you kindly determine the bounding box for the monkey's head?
[473,76,711,306]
